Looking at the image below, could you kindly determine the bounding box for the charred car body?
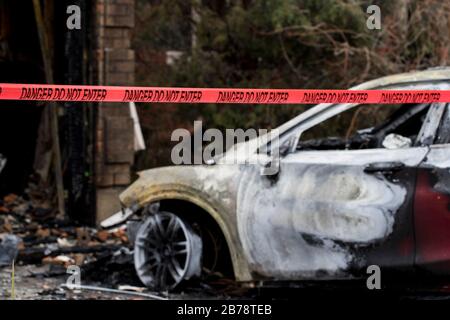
[102,68,450,290]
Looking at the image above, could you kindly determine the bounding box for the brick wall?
[94,0,135,223]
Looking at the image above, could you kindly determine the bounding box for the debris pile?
[0,189,244,299]
[0,234,21,266]
[0,189,137,287]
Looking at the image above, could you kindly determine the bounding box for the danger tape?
[0,83,449,104]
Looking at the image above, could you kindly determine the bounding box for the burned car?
[102,68,450,290]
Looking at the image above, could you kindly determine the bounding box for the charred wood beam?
[32,0,65,216]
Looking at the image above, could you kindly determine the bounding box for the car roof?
[275,67,450,136]
[243,67,450,154]
[240,68,450,156]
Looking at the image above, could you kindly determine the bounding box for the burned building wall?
[0,0,136,223]
[0,1,46,197]
[94,0,136,223]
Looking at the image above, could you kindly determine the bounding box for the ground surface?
[0,263,249,300]
[2,264,450,300]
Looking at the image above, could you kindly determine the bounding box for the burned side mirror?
[260,156,280,177]
[260,142,281,177]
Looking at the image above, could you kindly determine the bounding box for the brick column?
[94,0,135,223]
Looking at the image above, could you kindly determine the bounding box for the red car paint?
[415,169,450,272]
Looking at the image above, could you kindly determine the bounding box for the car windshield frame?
[259,82,450,156]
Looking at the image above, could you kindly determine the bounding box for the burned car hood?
[119,164,243,211]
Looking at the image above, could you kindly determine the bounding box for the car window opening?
[297,104,431,151]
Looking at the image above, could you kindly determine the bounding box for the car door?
[415,103,450,274]
[237,103,434,280]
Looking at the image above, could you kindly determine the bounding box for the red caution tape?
[0,83,449,104]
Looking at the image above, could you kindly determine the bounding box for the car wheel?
[134,211,202,291]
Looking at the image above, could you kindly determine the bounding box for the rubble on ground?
[0,188,247,299]
[0,189,130,267]
[0,186,147,299]
[0,234,21,266]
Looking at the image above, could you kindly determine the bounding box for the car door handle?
[364,161,405,173]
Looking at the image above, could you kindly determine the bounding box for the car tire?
[134,211,202,291]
